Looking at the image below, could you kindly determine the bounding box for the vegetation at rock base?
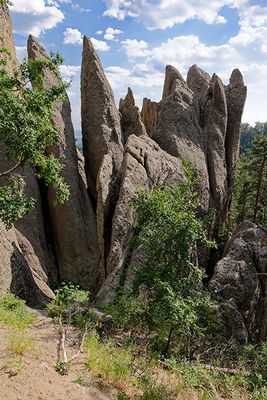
[232,133,267,225]
[0,49,70,229]
[123,166,217,357]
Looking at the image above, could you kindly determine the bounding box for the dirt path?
[0,314,117,400]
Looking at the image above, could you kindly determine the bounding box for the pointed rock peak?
[83,35,102,66]
[120,87,135,111]
[162,65,185,99]
[187,64,210,93]
[125,87,135,107]
[27,35,48,60]
[229,68,245,87]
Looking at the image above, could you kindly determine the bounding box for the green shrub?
[47,282,89,325]
[7,329,33,356]
[0,294,35,328]
[85,333,132,388]
[130,165,217,356]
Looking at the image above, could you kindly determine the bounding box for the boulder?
[209,221,267,342]
[0,221,55,308]
[27,36,101,291]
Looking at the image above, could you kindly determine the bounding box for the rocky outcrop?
[28,36,101,291]
[153,65,210,211]
[149,63,246,220]
[97,134,184,304]
[0,220,55,307]
[0,6,55,306]
[119,88,147,143]
[1,6,251,326]
[209,222,267,342]
[225,69,247,188]
[81,36,124,280]
[0,3,18,74]
[81,36,124,204]
[141,98,159,137]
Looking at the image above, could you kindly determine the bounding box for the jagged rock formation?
[27,35,101,291]
[209,222,267,342]
[81,36,124,280]
[119,88,147,142]
[0,6,55,306]
[97,135,184,304]
[141,98,158,137]
[3,5,263,343]
[0,3,18,74]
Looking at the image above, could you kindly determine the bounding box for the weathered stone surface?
[0,8,55,305]
[204,74,228,211]
[153,68,210,211]
[81,36,124,204]
[28,36,101,291]
[225,69,247,188]
[141,98,159,137]
[0,4,18,74]
[187,64,210,94]
[97,134,184,304]
[0,221,55,307]
[81,36,124,285]
[209,221,267,342]
[119,88,147,143]
[162,65,185,99]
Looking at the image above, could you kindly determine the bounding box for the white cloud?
[15,46,27,62]
[239,5,267,27]
[60,65,81,78]
[91,38,110,51]
[104,27,123,41]
[10,0,64,37]
[63,27,83,45]
[63,28,110,51]
[96,30,103,35]
[102,0,248,30]
[121,39,150,58]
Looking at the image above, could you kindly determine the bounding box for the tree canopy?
[0,49,70,228]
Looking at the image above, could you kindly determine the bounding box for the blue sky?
[10,0,267,131]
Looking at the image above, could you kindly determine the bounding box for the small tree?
[131,166,217,357]
[0,49,70,228]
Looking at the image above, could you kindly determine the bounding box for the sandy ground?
[0,313,117,400]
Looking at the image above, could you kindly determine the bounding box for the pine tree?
[232,134,267,225]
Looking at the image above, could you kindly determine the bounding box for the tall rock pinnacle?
[28,35,101,291]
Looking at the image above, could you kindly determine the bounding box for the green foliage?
[240,122,267,155]
[0,0,12,7]
[232,134,267,225]
[0,50,70,228]
[75,374,86,386]
[130,166,217,355]
[101,296,149,332]
[0,179,35,229]
[0,294,35,329]
[85,333,132,387]
[7,329,33,356]
[47,282,89,326]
